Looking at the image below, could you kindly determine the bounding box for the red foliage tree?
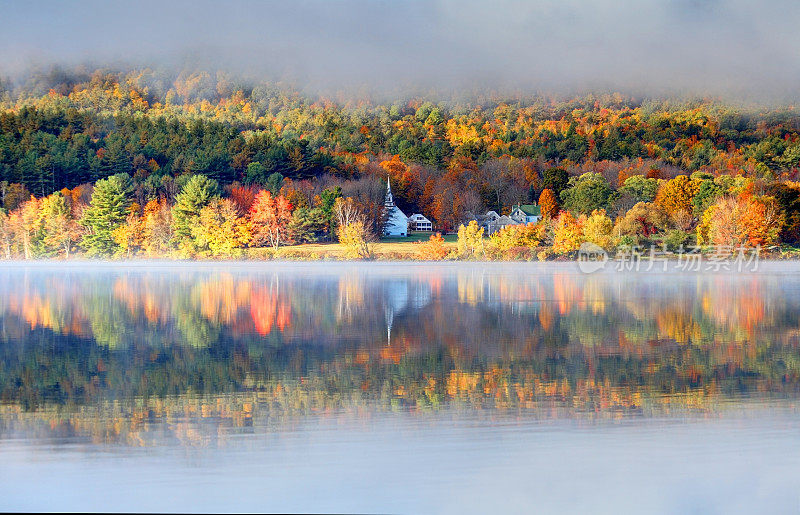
[249,190,294,250]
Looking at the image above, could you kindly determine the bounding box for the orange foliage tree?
[416,232,449,260]
[538,188,559,219]
[227,183,258,215]
[112,204,144,257]
[141,199,174,256]
[552,211,584,254]
[249,190,294,250]
[698,193,785,247]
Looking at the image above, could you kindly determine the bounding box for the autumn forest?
[2,68,800,260]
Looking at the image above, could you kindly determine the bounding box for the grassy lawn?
[380,232,458,243]
[246,232,460,260]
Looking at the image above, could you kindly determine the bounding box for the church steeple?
[385,175,395,207]
[382,175,408,237]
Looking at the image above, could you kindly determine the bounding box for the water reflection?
[2,263,800,446]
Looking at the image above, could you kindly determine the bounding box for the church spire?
[385,175,394,207]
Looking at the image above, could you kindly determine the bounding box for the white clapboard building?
[383,177,408,237]
[408,213,433,231]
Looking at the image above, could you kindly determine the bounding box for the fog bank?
[2,0,800,99]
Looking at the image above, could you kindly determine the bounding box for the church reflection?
[1,265,800,443]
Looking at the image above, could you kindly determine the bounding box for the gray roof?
[493,215,516,224]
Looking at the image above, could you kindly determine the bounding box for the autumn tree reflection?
[2,266,800,444]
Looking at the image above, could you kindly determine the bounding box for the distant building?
[475,210,500,232]
[510,204,541,224]
[473,204,541,234]
[487,215,518,235]
[383,177,408,237]
[408,213,433,231]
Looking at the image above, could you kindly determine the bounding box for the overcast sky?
[2,0,799,99]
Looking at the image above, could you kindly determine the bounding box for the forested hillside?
[1,68,800,258]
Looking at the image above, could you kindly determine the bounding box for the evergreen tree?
[289,207,325,243]
[171,174,219,253]
[318,186,342,238]
[244,162,267,185]
[265,172,284,195]
[542,167,569,196]
[80,173,133,256]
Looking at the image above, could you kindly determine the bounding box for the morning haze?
[5,2,800,513]
[2,0,800,99]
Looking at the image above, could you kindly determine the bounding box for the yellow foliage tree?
[338,220,374,259]
[696,205,716,246]
[581,209,615,249]
[112,206,143,258]
[191,198,251,257]
[552,211,583,254]
[39,192,80,258]
[489,223,544,254]
[10,197,42,259]
[0,210,12,259]
[457,220,484,258]
[655,175,699,218]
[614,202,667,243]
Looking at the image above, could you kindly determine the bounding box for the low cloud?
[2,0,799,100]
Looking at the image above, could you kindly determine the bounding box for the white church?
[383,177,408,237]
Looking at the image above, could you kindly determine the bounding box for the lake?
[1,261,800,513]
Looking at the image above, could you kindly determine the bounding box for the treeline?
[455,169,797,261]
[2,68,800,259]
[0,166,797,260]
[5,69,800,190]
[0,173,352,259]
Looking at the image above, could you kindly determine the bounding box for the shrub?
[338,221,374,259]
[416,232,449,260]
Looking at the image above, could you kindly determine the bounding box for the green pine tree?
[171,174,219,254]
[289,207,325,243]
[80,173,133,256]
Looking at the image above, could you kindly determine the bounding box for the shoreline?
[2,257,799,271]
[0,247,798,264]
[3,238,798,264]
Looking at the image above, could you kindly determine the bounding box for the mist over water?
[3,0,800,100]
[2,262,800,512]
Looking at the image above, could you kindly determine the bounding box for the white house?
[383,177,408,237]
[510,204,541,224]
[408,213,433,231]
[474,205,541,235]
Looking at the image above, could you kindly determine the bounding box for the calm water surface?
[2,261,800,513]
